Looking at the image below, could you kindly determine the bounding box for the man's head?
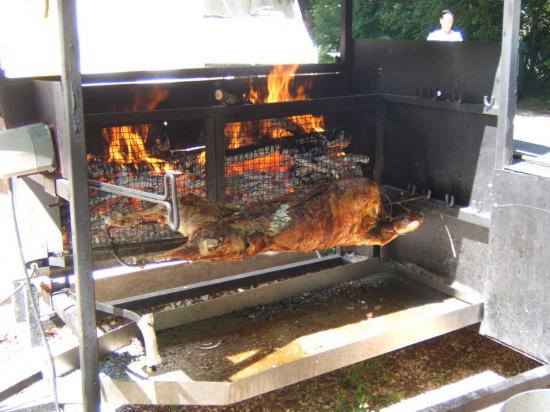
[439,9,454,34]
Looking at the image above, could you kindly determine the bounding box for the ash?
[99,338,146,380]
[99,271,398,382]
[238,271,396,321]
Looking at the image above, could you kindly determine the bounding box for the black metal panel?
[82,73,344,114]
[384,206,490,286]
[80,63,343,86]
[381,103,497,207]
[0,79,38,128]
[33,81,71,178]
[352,39,500,104]
[482,169,550,363]
[340,0,353,93]
[83,95,379,127]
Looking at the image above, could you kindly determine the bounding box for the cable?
[0,281,25,305]
[9,178,60,411]
[0,266,43,305]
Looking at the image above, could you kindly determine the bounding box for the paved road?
[514,110,550,157]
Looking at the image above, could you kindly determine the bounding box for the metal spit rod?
[88,170,181,232]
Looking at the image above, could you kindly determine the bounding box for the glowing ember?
[226,150,292,175]
[197,150,206,167]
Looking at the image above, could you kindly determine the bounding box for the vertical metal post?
[214,110,227,202]
[495,0,521,169]
[206,110,226,202]
[374,99,386,184]
[57,1,100,410]
[205,116,218,202]
[340,0,353,93]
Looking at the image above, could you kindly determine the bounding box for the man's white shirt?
[427,29,463,41]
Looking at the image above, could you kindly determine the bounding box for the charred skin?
[105,177,423,262]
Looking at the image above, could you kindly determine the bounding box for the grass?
[433,372,449,385]
[333,359,402,411]
[282,383,302,402]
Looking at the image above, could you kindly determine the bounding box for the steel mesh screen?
[86,122,206,248]
[224,115,369,204]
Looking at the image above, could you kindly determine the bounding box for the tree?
[519,0,550,97]
[302,0,549,99]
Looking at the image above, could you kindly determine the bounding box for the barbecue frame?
[2,0,541,410]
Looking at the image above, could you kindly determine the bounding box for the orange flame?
[130,85,169,112]
[101,125,172,174]
[226,150,292,175]
[197,150,206,167]
[250,65,325,135]
[227,64,325,149]
[101,86,173,174]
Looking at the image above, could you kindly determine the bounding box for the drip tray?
[57,260,483,406]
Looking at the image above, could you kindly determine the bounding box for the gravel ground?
[113,327,540,412]
[0,284,540,412]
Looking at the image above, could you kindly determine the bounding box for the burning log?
[149,136,171,157]
[265,117,306,136]
[105,177,423,263]
[214,89,245,105]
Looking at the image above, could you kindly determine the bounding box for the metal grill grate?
[86,122,206,248]
[224,116,369,204]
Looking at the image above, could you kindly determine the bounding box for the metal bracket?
[444,193,455,207]
[94,301,161,370]
[88,170,181,231]
[484,95,496,109]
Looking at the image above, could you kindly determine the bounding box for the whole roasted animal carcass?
[105,177,423,262]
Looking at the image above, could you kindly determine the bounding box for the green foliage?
[433,371,449,385]
[332,359,402,410]
[519,0,550,97]
[310,0,341,62]
[302,0,550,99]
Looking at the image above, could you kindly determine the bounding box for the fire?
[227,64,325,149]
[101,86,173,174]
[225,121,256,149]
[226,150,292,175]
[197,150,206,167]
[101,125,172,174]
[249,64,325,134]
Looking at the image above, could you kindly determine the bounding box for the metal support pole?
[340,0,353,93]
[495,0,521,169]
[374,100,386,184]
[214,111,226,202]
[57,1,100,410]
[206,112,226,202]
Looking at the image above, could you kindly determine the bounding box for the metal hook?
[484,95,495,109]
[444,194,455,207]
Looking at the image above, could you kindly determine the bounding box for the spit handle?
[88,170,182,232]
[163,171,180,232]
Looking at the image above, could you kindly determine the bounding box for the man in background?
[427,9,463,42]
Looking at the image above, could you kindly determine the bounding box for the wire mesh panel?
[224,113,370,205]
[85,121,206,248]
